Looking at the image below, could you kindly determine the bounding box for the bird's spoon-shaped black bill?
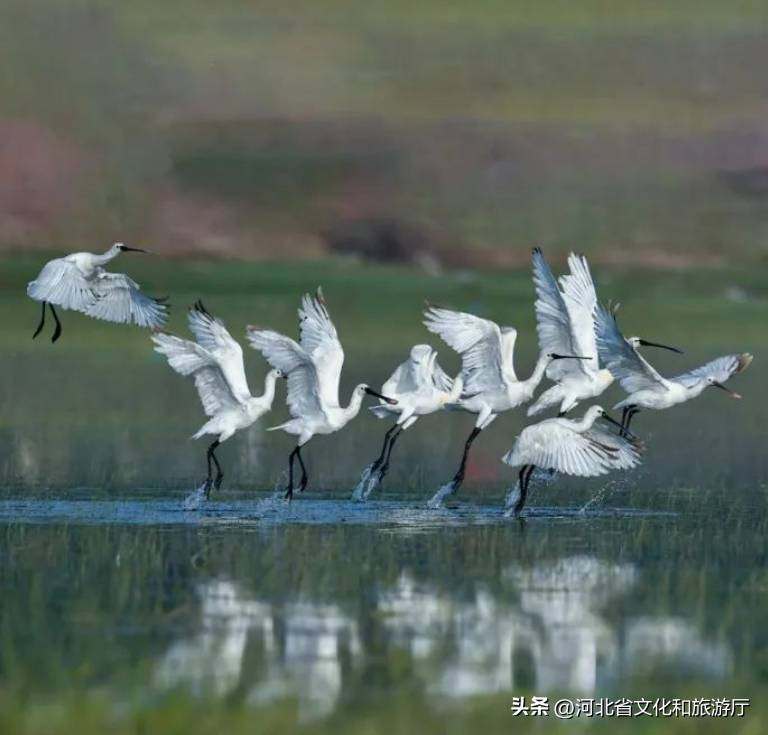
[550,354,592,360]
[121,246,149,253]
[365,387,398,405]
[712,382,741,399]
[638,339,683,354]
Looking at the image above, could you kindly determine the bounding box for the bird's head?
[356,383,397,405]
[270,368,286,380]
[115,242,148,254]
[628,336,683,354]
[546,352,591,362]
[706,376,741,399]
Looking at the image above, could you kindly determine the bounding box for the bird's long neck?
[341,390,366,425]
[259,372,279,407]
[572,409,600,432]
[93,245,121,266]
[520,352,550,393]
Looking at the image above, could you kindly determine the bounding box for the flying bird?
[595,303,753,437]
[152,301,282,499]
[27,242,167,342]
[423,305,588,506]
[355,344,462,499]
[529,248,682,417]
[247,288,396,500]
[502,405,642,517]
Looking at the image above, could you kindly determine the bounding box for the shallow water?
[1,488,766,726]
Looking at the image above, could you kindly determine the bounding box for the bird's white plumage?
[27,244,167,329]
[532,249,586,381]
[503,406,641,477]
[371,344,460,424]
[382,344,433,396]
[527,249,614,417]
[559,252,599,372]
[85,272,167,329]
[423,306,513,394]
[674,353,753,388]
[298,290,344,409]
[26,258,96,312]
[187,305,251,402]
[594,303,668,394]
[153,305,279,444]
[151,333,241,418]
[246,329,324,421]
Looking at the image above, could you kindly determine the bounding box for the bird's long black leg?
[32,301,46,340]
[624,408,640,437]
[371,424,399,475]
[452,426,482,487]
[49,304,62,343]
[378,426,404,481]
[203,442,215,499]
[620,406,631,437]
[285,447,297,500]
[207,440,223,490]
[296,446,309,493]
[514,464,535,517]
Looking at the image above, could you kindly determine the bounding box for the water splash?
[255,473,292,512]
[427,479,458,509]
[351,464,375,502]
[503,484,521,518]
[182,482,208,510]
[579,478,619,514]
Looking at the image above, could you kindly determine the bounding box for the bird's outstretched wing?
[26,258,96,312]
[247,328,323,419]
[187,302,251,402]
[85,272,167,328]
[531,248,591,381]
[382,344,434,395]
[503,421,641,476]
[298,288,344,408]
[431,357,455,393]
[424,306,509,394]
[594,303,667,394]
[559,252,599,375]
[673,353,753,388]
[151,333,241,417]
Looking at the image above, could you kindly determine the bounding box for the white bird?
[528,248,614,416]
[502,405,642,517]
[152,301,282,498]
[27,242,168,342]
[247,288,396,500]
[529,248,682,417]
[595,302,753,437]
[360,344,462,492]
[423,305,588,502]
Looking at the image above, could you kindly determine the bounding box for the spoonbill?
[152,301,282,498]
[502,405,642,517]
[594,303,753,437]
[529,248,682,417]
[247,288,397,500]
[353,344,462,499]
[27,242,167,342]
[423,305,588,506]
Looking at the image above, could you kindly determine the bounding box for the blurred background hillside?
[2,0,768,269]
